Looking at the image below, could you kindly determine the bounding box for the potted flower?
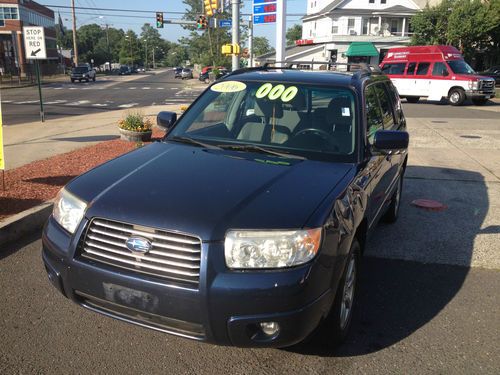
[118,112,153,142]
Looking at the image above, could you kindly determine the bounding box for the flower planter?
[118,128,152,142]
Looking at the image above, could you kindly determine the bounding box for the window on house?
[348,18,355,28]
[369,0,374,3]
[332,19,338,34]
[362,19,369,35]
[391,19,398,33]
[381,0,387,3]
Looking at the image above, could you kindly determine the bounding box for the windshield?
[447,60,475,75]
[167,80,357,161]
[72,67,88,73]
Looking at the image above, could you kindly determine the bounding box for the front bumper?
[42,216,338,347]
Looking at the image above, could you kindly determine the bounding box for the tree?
[252,37,274,58]
[286,24,302,46]
[119,30,142,65]
[410,0,500,63]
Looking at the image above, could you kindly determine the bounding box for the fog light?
[260,322,280,336]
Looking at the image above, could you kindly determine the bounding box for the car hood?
[68,142,353,240]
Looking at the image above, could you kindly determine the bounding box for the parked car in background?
[181,68,193,79]
[380,45,496,106]
[478,66,500,85]
[118,66,132,75]
[174,67,183,78]
[70,65,96,83]
[199,68,229,83]
[43,63,409,349]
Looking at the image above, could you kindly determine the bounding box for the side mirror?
[373,130,409,151]
[442,70,449,77]
[156,111,177,131]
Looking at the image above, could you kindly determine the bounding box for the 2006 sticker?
[255,83,298,102]
[211,81,247,93]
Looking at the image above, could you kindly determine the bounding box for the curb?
[0,201,53,247]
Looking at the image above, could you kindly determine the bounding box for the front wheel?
[472,98,488,106]
[448,88,466,106]
[324,239,360,347]
[92,76,96,82]
[406,96,420,103]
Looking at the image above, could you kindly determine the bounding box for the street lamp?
[125,35,133,65]
[143,38,148,70]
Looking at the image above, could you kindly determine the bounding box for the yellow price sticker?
[210,81,247,93]
[255,83,298,102]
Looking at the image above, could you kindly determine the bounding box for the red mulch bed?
[0,129,165,221]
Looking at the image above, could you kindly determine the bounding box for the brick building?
[0,0,58,76]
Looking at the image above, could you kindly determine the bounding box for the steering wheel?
[293,128,339,151]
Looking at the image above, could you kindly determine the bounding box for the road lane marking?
[118,103,139,108]
[156,87,165,90]
[66,100,91,106]
[2,100,13,103]
[142,87,151,90]
[92,103,109,107]
[129,87,137,90]
[15,100,39,104]
[45,100,68,104]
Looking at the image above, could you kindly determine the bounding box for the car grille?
[78,218,202,287]
[481,80,495,93]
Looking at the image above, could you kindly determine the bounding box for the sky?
[40,0,307,47]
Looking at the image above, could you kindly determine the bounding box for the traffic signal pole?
[231,0,240,71]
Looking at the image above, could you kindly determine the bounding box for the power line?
[43,4,306,17]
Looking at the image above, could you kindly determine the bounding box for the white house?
[256,0,440,68]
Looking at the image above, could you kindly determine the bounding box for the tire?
[448,88,466,106]
[472,98,488,106]
[204,78,210,84]
[383,174,403,223]
[406,96,420,103]
[92,76,96,82]
[321,239,360,347]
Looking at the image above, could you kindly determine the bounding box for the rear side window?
[382,63,406,75]
[365,85,384,145]
[406,62,417,75]
[416,63,430,76]
[374,83,394,128]
[432,62,449,76]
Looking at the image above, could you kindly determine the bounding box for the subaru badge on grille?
[125,236,152,254]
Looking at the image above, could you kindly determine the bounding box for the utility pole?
[276,0,286,67]
[248,16,253,68]
[71,0,78,66]
[144,39,148,70]
[231,0,240,71]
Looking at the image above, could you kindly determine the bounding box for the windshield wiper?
[167,136,221,150]
[219,144,305,160]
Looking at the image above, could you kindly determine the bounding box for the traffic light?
[197,15,207,30]
[221,44,240,56]
[156,12,164,28]
[204,0,218,17]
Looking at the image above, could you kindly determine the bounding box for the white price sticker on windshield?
[342,107,350,117]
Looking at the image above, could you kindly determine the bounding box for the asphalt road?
[1,70,205,125]
[0,235,498,374]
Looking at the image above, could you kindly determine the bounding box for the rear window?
[382,63,406,75]
[72,67,88,73]
[416,63,430,76]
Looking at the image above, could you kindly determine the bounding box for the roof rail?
[224,61,382,79]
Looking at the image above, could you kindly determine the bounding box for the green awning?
[345,42,379,57]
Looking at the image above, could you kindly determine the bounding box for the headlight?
[53,188,87,234]
[225,228,322,269]
[468,80,479,90]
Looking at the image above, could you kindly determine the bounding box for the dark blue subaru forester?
[42,64,408,348]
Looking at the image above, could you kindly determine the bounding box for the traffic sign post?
[23,26,46,122]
